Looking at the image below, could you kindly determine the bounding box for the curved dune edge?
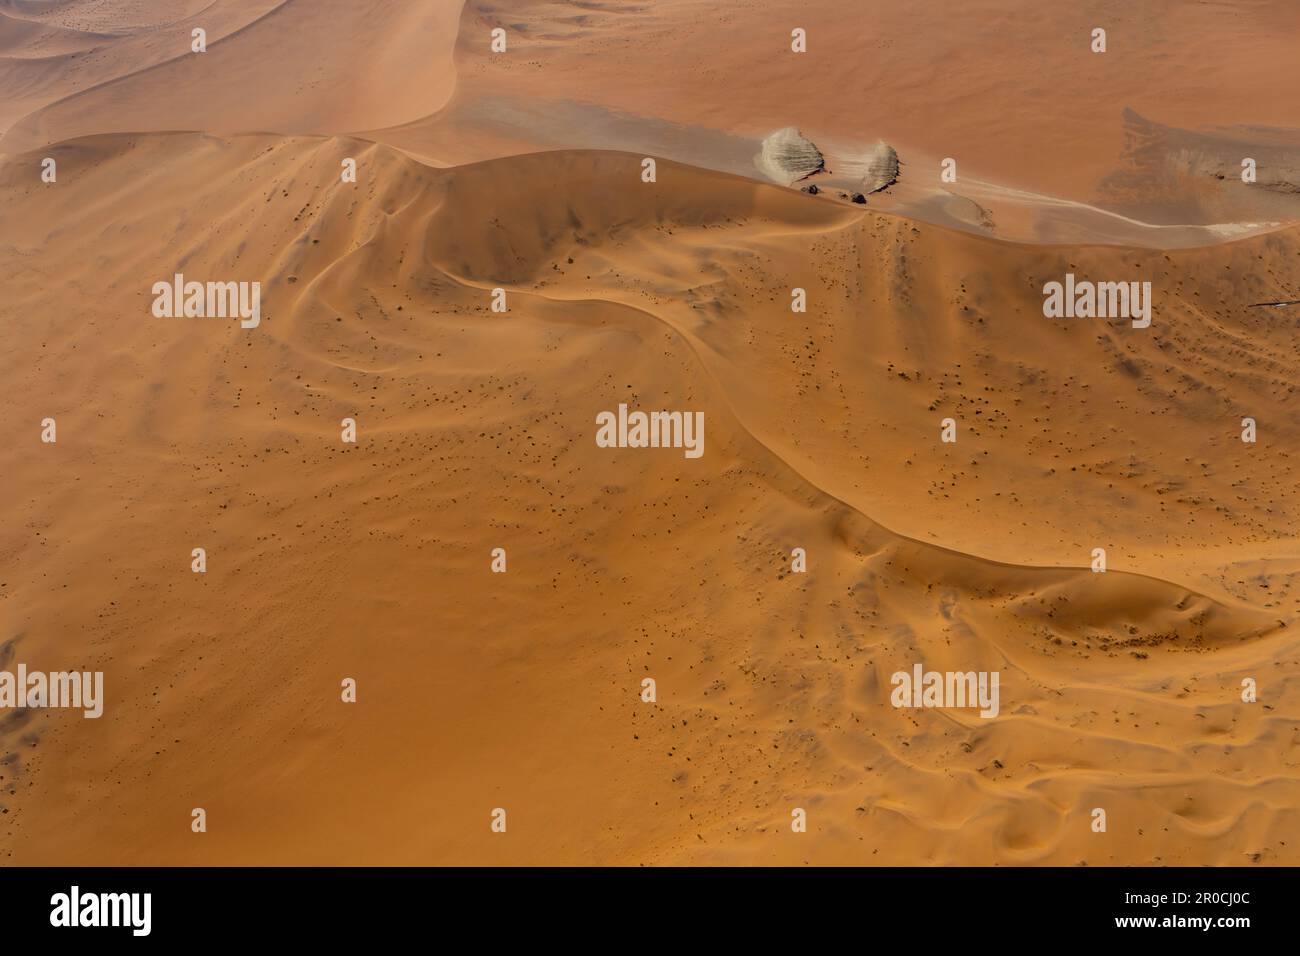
[8,132,1300,556]
[341,0,1300,249]
[0,11,114,58]
[7,0,1295,247]
[6,130,1300,599]
[0,0,462,154]
[0,0,289,137]
[2,130,1296,865]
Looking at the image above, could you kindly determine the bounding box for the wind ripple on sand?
[1,134,1297,865]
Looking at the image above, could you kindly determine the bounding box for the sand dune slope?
[0,0,285,137]
[1,135,1296,864]
[373,0,1300,236]
[0,0,461,154]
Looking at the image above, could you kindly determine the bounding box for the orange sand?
[0,0,1297,865]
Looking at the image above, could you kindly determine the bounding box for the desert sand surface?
[1,1,1298,866]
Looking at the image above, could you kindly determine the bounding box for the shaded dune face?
[1,134,1297,865]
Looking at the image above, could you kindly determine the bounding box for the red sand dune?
[0,0,1297,866]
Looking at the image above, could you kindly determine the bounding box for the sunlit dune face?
[0,0,1298,868]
